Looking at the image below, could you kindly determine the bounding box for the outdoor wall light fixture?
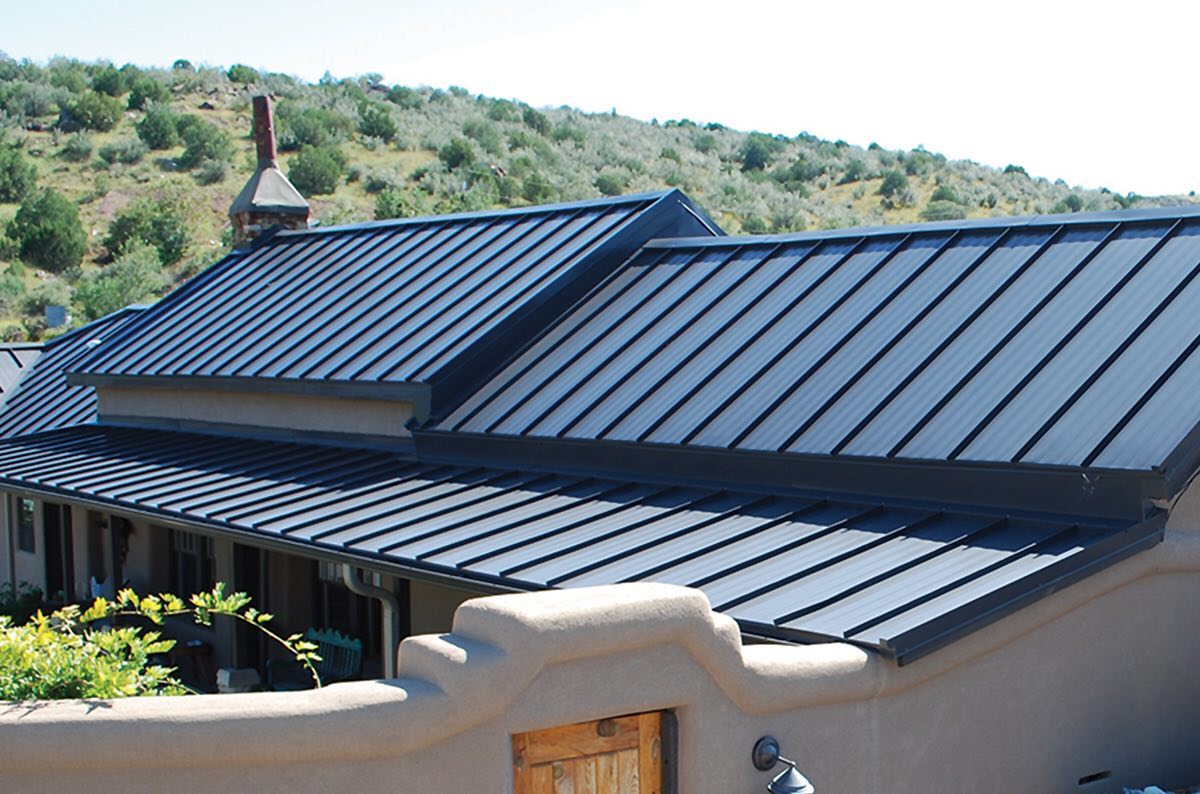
[752,736,815,794]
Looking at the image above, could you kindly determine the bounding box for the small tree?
[0,144,37,203]
[739,133,784,172]
[438,137,475,169]
[104,196,189,265]
[65,91,123,132]
[7,189,87,273]
[74,242,166,321]
[176,116,232,169]
[136,104,180,150]
[0,584,321,699]
[226,64,259,84]
[91,65,127,97]
[288,145,346,196]
[375,187,418,220]
[127,77,169,111]
[386,85,422,110]
[357,103,397,143]
[878,169,909,198]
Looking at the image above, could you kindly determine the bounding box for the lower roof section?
[0,425,1163,663]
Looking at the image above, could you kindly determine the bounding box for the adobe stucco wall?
[3,528,1200,793]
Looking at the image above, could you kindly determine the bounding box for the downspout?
[342,566,400,678]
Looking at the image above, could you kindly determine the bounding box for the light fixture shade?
[767,762,815,794]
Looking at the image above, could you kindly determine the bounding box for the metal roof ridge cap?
[411,429,1150,524]
[640,204,1200,248]
[273,190,679,238]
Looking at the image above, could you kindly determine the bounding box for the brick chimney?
[229,95,309,246]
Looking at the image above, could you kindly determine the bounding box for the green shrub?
[60,133,93,162]
[839,159,867,184]
[878,169,909,198]
[276,104,354,150]
[462,118,502,156]
[741,215,769,234]
[0,584,320,700]
[127,77,169,110]
[920,200,967,222]
[176,116,232,169]
[522,107,550,136]
[47,61,89,94]
[693,132,717,154]
[1,81,67,118]
[438,137,475,169]
[65,91,123,132]
[522,171,554,203]
[74,242,166,321]
[22,278,73,318]
[357,103,397,142]
[0,144,37,202]
[227,63,259,84]
[104,196,189,265]
[930,184,960,203]
[194,158,227,185]
[91,65,127,97]
[374,187,418,220]
[136,104,180,149]
[7,189,87,273]
[287,145,346,196]
[739,133,785,171]
[0,321,27,343]
[0,264,25,315]
[386,85,422,109]
[98,138,148,165]
[594,171,627,196]
[1003,163,1028,177]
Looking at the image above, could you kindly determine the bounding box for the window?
[15,497,35,553]
[169,529,215,596]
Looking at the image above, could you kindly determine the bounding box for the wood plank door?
[513,711,668,794]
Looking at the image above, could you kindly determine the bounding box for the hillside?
[0,55,1194,340]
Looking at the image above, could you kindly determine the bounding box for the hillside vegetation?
[0,55,1193,340]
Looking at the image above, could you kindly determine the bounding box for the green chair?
[267,627,363,690]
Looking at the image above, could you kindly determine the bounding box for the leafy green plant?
[74,242,165,320]
[357,103,397,143]
[60,132,93,162]
[98,138,148,165]
[739,132,785,171]
[438,137,475,169]
[127,77,169,111]
[288,145,346,196]
[65,91,123,132]
[0,142,37,202]
[920,199,967,222]
[176,116,232,169]
[7,188,87,273]
[878,169,909,198]
[0,584,321,700]
[375,187,418,220]
[227,64,259,84]
[136,104,180,150]
[104,196,189,264]
[91,65,127,97]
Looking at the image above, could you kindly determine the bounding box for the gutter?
[341,566,401,678]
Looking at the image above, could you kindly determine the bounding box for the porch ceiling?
[0,425,1163,664]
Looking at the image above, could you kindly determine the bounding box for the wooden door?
[513,711,668,794]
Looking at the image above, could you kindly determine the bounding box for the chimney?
[229,95,310,246]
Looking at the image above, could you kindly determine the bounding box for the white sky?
[4,0,1198,195]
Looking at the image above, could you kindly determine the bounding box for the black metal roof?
[0,343,40,396]
[439,212,1200,486]
[69,191,719,410]
[0,308,145,439]
[0,424,1162,663]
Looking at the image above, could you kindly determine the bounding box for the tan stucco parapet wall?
[3,530,1200,788]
